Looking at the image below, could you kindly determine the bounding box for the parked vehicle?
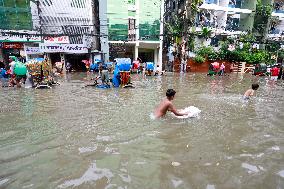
[253,63,267,76]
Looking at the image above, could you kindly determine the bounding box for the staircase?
[231,62,254,74]
[231,63,240,73]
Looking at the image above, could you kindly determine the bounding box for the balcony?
[205,0,218,4]
[226,15,240,31]
[269,19,284,35]
[274,2,284,14]
[228,0,241,9]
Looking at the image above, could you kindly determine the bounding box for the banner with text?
[43,36,69,44]
[39,44,88,54]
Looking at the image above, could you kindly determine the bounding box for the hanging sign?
[25,46,42,55]
[39,44,88,53]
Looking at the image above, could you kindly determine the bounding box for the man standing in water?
[154,89,187,118]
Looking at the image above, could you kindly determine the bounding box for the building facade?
[0,0,35,66]
[29,0,104,70]
[0,0,108,70]
[165,1,284,50]
[108,0,162,69]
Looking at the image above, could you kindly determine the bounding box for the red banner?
[2,42,24,49]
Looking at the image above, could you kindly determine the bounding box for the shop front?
[1,42,24,66]
[0,33,42,66]
[109,41,160,64]
[39,43,90,71]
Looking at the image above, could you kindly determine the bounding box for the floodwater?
[0,73,283,189]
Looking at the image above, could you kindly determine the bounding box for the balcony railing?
[226,17,240,31]
[274,3,284,13]
[269,28,281,34]
[205,0,218,5]
[228,0,241,9]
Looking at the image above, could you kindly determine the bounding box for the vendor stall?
[25,58,52,87]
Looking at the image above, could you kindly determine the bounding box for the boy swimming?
[243,84,259,100]
[154,89,188,118]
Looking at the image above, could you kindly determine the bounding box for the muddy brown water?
[0,73,283,189]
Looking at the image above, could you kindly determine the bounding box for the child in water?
[243,84,259,100]
[154,89,188,118]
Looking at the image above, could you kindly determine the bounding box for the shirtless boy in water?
[154,89,188,118]
[243,84,259,100]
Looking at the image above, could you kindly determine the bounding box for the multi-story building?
[0,0,33,30]
[269,0,284,39]
[30,0,107,70]
[164,0,283,51]
[108,0,163,69]
[0,0,36,66]
[0,0,108,70]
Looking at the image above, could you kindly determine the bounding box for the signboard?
[25,46,42,55]
[0,35,41,42]
[43,36,70,44]
[2,42,24,49]
[0,34,69,43]
[39,44,88,54]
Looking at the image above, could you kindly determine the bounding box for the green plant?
[218,41,230,60]
[194,55,206,64]
[165,15,183,38]
[201,27,212,39]
[244,50,269,64]
[188,34,195,51]
[254,0,273,36]
[195,46,214,56]
[266,42,281,52]
[239,33,256,43]
[256,3,273,19]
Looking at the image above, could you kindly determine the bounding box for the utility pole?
[90,0,99,63]
[31,0,43,42]
[158,0,164,72]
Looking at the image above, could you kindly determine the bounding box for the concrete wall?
[31,0,93,34]
[239,0,257,32]
[99,0,109,61]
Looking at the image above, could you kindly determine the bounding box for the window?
[128,0,135,5]
[128,18,136,41]
[71,0,86,8]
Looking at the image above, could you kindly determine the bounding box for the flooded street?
[0,73,283,189]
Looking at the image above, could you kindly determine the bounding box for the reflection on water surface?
[0,73,283,189]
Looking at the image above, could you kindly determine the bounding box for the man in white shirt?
[9,57,17,75]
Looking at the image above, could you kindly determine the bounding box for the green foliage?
[256,3,273,19]
[165,15,183,38]
[194,55,206,64]
[239,33,256,43]
[195,46,214,57]
[245,50,270,64]
[188,35,195,51]
[201,27,212,38]
[278,50,284,59]
[218,41,230,60]
[195,46,218,61]
[254,0,273,36]
[266,43,281,52]
[189,0,203,25]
